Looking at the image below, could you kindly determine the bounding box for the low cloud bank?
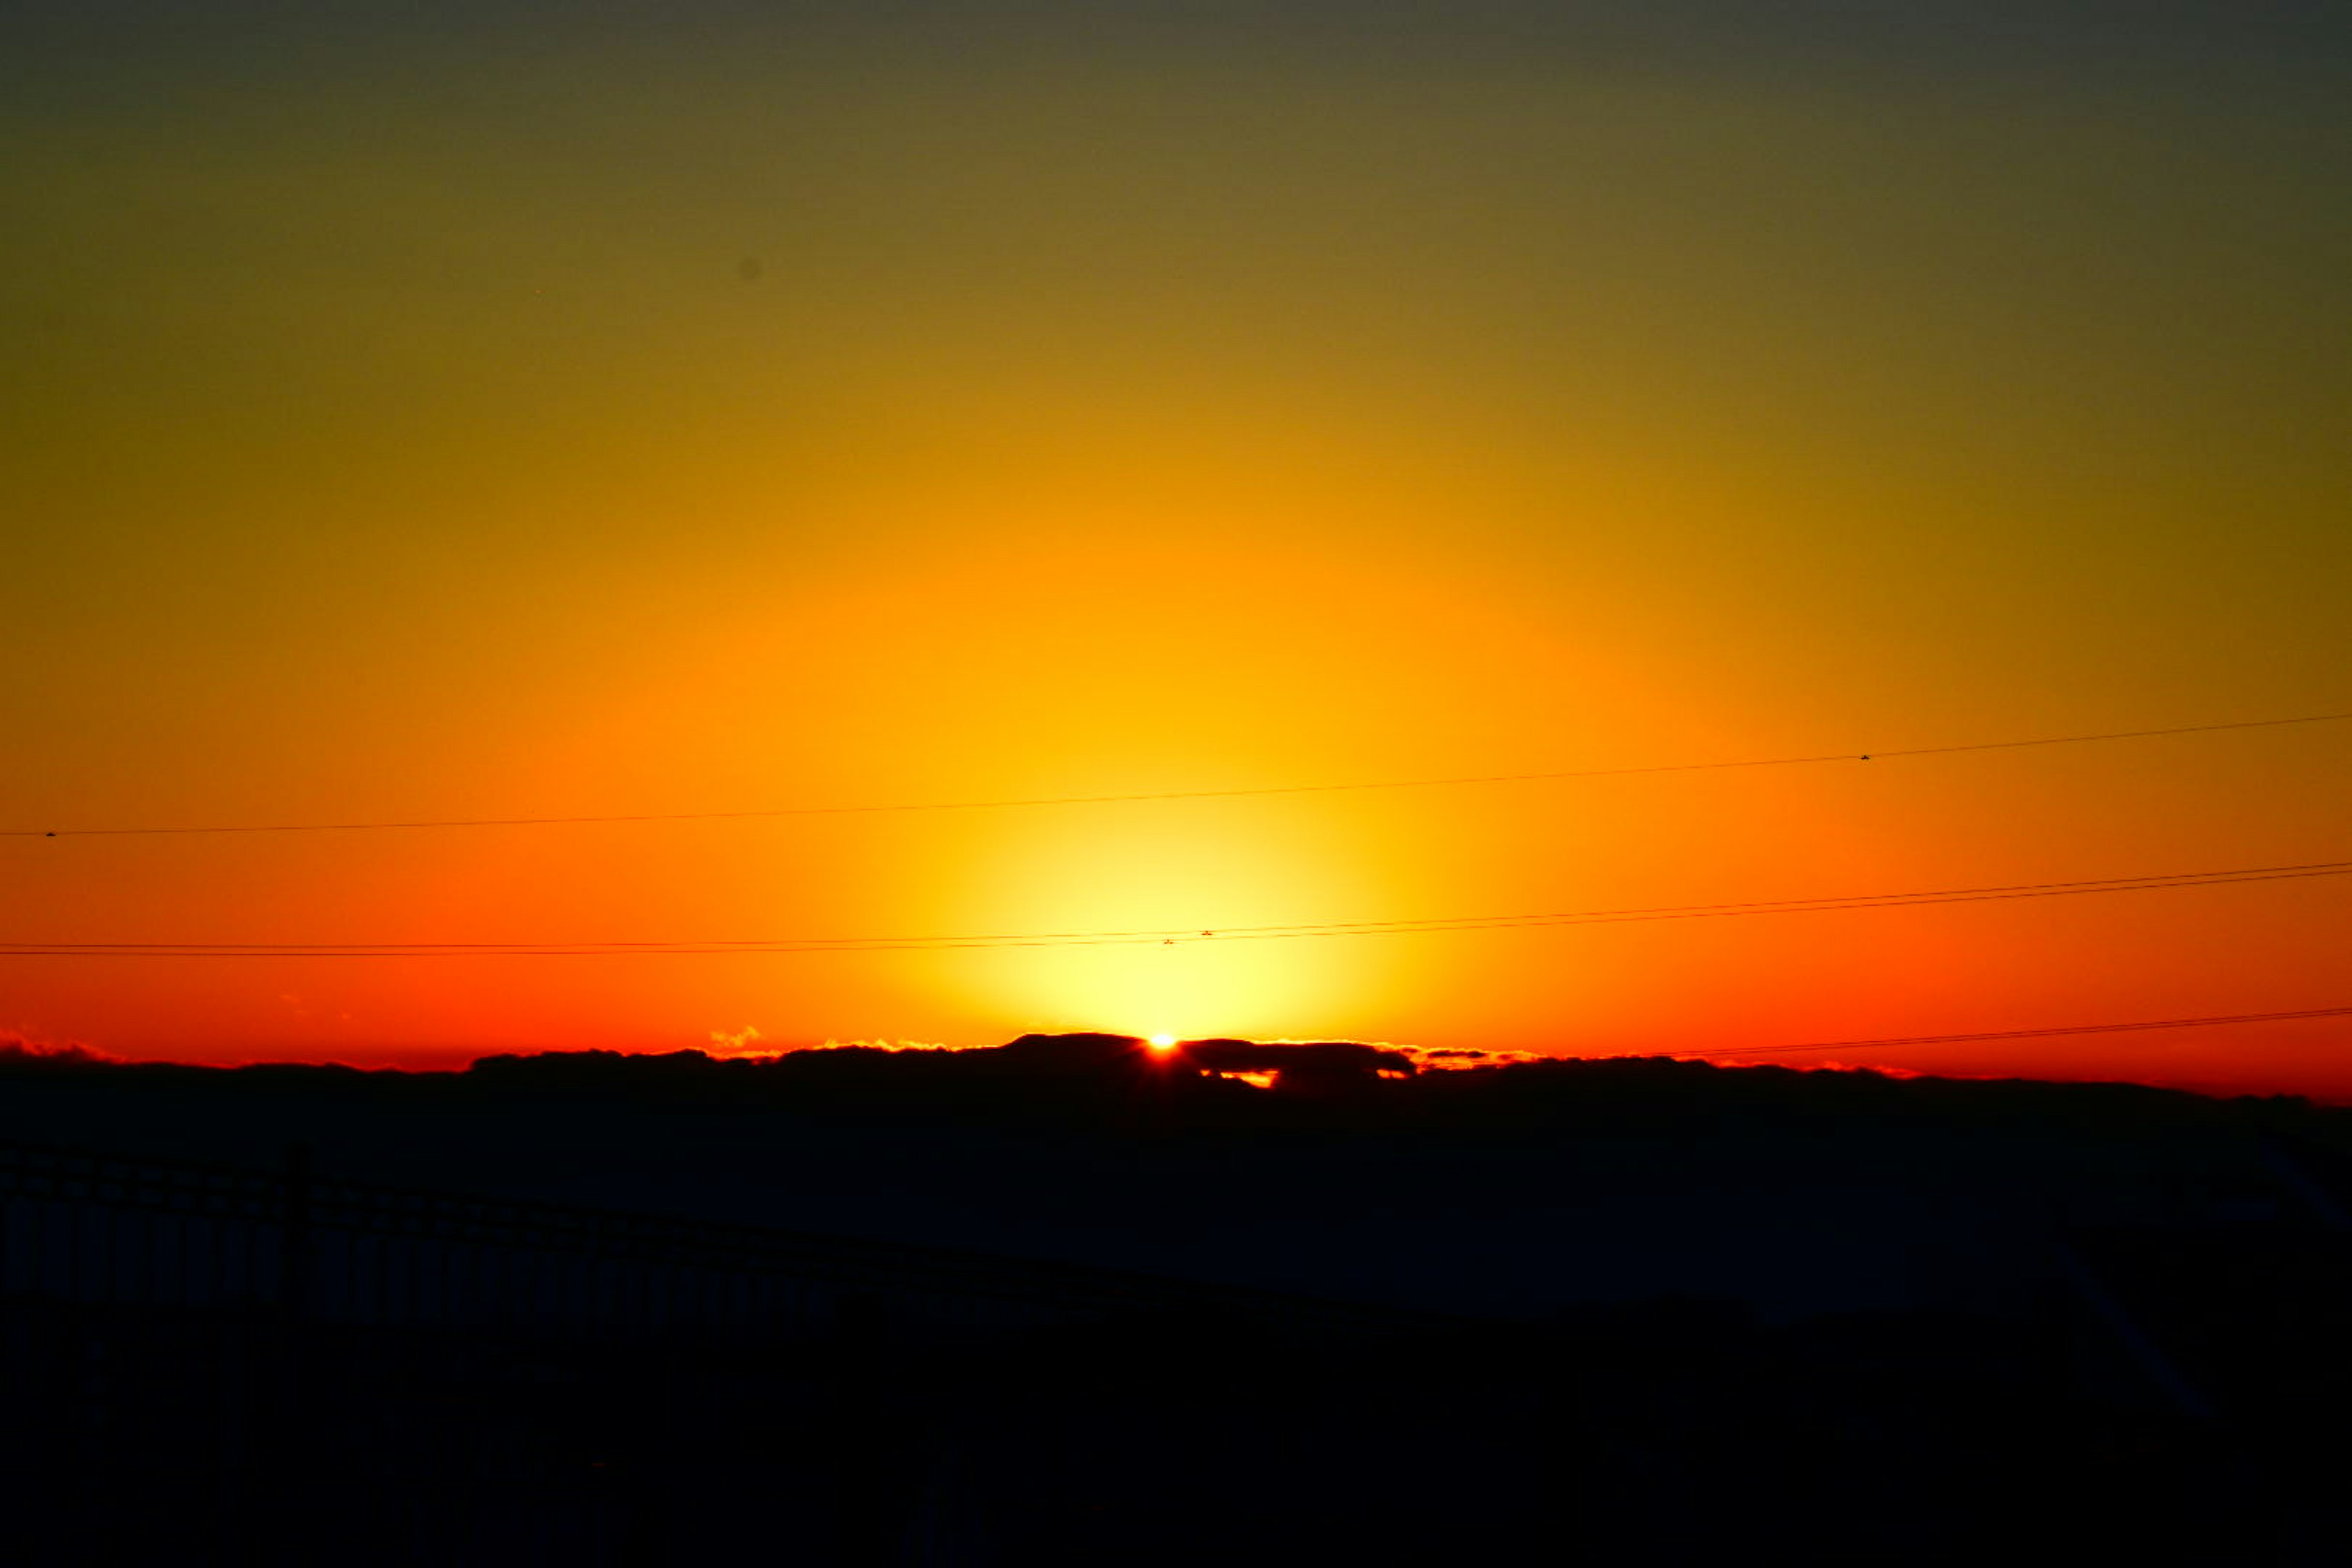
[0,1029,116,1068]
[0,1033,2305,1134]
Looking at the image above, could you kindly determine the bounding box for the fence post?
[263,1142,318,1567]
[279,1143,314,1321]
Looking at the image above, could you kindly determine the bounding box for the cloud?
[1234,1038,1544,1071]
[0,1028,119,1068]
[1182,1039,1419,1079]
[709,1023,764,1054]
[1800,1059,1929,1080]
[1395,1044,1541,1071]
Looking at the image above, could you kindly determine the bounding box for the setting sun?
[7,5,2352,1560]
[0,0,2344,1098]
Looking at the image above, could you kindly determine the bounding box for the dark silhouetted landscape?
[6,1035,2352,1563]
[10,1,2349,1561]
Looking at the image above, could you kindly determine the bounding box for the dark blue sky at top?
[7,1,2350,99]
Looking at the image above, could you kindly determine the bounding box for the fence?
[0,1138,1445,1342]
[0,1137,1469,1565]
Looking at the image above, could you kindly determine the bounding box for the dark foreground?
[4,1034,2351,1564]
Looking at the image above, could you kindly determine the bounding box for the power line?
[9,707,2346,841]
[1702,1005,2352,1059]
[7,856,2345,957]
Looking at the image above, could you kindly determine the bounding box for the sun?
[1147,1035,1178,1052]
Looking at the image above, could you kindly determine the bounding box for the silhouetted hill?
[9,1036,2352,1562]
[1,1034,2345,1320]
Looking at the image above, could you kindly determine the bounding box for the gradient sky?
[4,2,2348,1091]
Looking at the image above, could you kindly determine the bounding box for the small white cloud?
[709,1024,764,1054]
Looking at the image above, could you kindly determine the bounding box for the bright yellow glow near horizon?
[2,13,2348,1094]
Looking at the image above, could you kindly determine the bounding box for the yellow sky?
[4,9,2347,1089]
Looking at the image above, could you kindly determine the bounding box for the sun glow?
[1147,1034,1178,1051]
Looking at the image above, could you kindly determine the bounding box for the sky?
[4,2,2348,1092]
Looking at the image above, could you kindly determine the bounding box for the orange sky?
[4,5,2347,1093]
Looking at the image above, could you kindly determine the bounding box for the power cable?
[7,856,2345,956]
[8,708,2346,840]
[1702,1005,2352,1058]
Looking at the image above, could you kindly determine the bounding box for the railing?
[0,1139,1450,1341]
